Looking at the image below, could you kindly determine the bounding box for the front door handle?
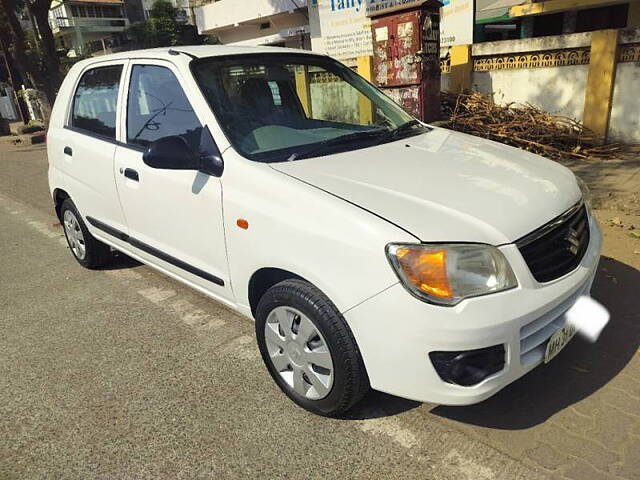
[124,168,139,182]
[64,146,72,156]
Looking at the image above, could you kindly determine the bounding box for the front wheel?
[255,279,369,417]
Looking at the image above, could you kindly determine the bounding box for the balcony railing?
[50,17,128,30]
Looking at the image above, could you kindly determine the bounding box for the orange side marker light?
[237,219,249,230]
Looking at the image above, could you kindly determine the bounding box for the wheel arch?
[52,188,71,221]
[248,267,306,317]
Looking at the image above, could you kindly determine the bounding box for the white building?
[193,0,310,49]
[49,0,130,56]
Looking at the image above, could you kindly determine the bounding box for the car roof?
[76,45,322,65]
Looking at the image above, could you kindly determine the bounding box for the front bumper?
[343,214,602,405]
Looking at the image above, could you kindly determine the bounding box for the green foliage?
[127,0,180,48]
[23,29,48,83]
[150,0,178,21]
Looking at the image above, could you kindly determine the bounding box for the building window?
[70,5,78,17]
[532,13,564,37]
[575,4,628,32]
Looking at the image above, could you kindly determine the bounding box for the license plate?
[544,324,577,364]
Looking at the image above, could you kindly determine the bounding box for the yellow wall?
[583,29,620,142]
[357,56,375,125]
[509,0,632,18]
[295,66,313,118]
[449,45,473,93]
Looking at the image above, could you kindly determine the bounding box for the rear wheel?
[255,279,369,417]
[61,199,111,269]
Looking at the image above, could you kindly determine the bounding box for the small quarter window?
[71,65,123,139]
[126,65,202,150]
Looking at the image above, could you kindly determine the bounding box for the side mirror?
[142,127,224,177]
[197,126,224,177]
[143,136,200,170]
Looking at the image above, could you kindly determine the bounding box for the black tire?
[255,279,369,417]
[60,198,111,269]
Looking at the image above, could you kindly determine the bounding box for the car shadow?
[430,256,639,429]
[347,256,640,425]
[342,390,422,420]
[98,251,142,270]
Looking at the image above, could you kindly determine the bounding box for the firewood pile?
[439,92,639,160]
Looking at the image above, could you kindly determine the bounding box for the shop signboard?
[366,0,473,47]
[313,0,373,60]
[440,0,473,46]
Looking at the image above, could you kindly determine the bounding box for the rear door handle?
[64,146,72,156]
[124,168,139,182]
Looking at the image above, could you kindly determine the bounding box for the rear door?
[112,60,231,300]
[60,61,129,236]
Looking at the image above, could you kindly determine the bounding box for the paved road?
[1,144,638,479]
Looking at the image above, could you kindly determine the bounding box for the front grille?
[517,203,590,283]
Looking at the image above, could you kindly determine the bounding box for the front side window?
[126,65,202,150]
[71,65,123,139]
[192,53,426,162]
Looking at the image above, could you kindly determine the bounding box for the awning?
[476,0,526,24]
[229,25,310,47]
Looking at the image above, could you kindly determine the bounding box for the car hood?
[270,128,581,245]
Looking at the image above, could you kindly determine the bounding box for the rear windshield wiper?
[287,128,387,161]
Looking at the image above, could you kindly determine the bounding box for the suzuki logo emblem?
[565,228,580,255]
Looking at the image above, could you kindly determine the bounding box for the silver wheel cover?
[264,306,334,400]
[63,210,87,261]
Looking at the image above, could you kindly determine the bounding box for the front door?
[113,60,231,300]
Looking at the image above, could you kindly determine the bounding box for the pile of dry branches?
[439,92,639,160]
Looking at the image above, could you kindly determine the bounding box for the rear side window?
[71,65,123,139]
[126,65,202,149]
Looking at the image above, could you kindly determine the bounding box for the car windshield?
[191,53,428,162]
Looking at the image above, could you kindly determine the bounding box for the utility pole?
[26,1,42,42]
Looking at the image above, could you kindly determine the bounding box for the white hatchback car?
[48,46,601,416]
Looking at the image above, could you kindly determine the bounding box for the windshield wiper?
[284,121,427,162]
[287,128,387,161]
[376,120,426,144]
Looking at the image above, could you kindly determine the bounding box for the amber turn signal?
[236,219,249,230]
[395,247,453,299]
[386,243,518,306]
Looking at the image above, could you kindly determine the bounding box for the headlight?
[576,176,592,211]
[386,243,518,306]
